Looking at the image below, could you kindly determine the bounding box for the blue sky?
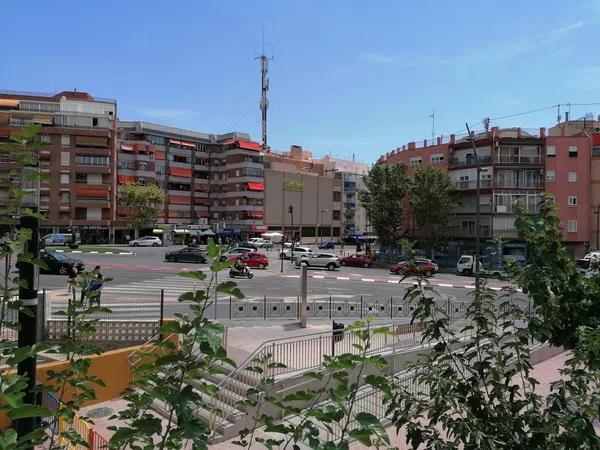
[2,0,599,163]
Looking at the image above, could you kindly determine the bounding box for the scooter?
[229,266,254,279]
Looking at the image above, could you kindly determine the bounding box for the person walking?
[88,273,103,307]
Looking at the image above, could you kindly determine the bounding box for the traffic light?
[288,205,294,214]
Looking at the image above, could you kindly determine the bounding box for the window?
[409,157,422,166]
[567,220,577,233]
[40,135,51,144]
[546,146,556,157]
[593,147,600,157]
[332,210,341,220]
[568,171,577,182]
[92,117,98,127]
[61,135,70,147]
[60,151,70,166]
[60,192,70,202]
[546,170,555,182]
[75,155,109,166]
[430,153,444,164]
[147,135,166,146]
[118,161,135,170]
[333,191,341,202]
[568,196,577,207]
[60,174,69,184]
[569,146,578,157]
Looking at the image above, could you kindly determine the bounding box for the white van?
[42,233,80,247]
[577,252,600,278]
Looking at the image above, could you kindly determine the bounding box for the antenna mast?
[429,108,435,143]
[257,27,273,152]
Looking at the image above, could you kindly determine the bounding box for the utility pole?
[466,123,481,289]
[256,49,273,152]
[429,108,435,143]
[289,205,294,261]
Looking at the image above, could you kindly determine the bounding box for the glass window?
[568,171,577,182]
[567,220,577,232]
[61,135,70,147]
[60,151,70,166]
[332,210,341,220]
[75,155,109,166]
[60,174,69,184]
[569,146,578,157]
[546,170,555,182]
[333,191,341,201]
[40,135,51,143]
[568,196,577,206]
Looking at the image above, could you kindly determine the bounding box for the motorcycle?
[229,266,254,279]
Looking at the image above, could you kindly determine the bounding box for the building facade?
[0,90,117,244]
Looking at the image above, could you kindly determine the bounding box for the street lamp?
[466,123,482,289]
[319,209,329,245]
[288,205,294,261]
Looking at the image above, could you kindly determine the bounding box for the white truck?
[456,255,507,279]
[577,251,600,278]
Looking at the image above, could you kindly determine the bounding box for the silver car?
[129,236,162,247]
[295,252,341,271]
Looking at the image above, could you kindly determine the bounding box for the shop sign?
[283,180,304,192]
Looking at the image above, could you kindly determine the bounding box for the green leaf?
[8,404,52,420]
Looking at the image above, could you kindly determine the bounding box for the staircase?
[131,322,425,444]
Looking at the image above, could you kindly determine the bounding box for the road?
[34,245,528,320]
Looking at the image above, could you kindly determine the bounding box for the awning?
[121,144,134,152]
[152,228,164,234]
[32,115,53,125]
[118,175,137,184]
[169,167,192,178]
[0,113,9,124]
[224,139,262,151]
[169,195,190,205]
[0,99,19,108]
[247,211,263,218]
[174,229,190,234]
[251,224,268,232]
[76,136,108,147]
[0,128,9,137]
[201,229,216,236]
[179,140,195,148]
[247,181,264,191]
[216,229,241,237]
[155,150,165,160]
[75,188,108,198]
[169,139,182,146]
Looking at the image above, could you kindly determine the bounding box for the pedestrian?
[67,265,78,296]
[88,272,103,307]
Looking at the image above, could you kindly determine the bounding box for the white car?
[295,253,341,271]
[248,237,273,248]
[129,236,162,247]
[279,246,313,260]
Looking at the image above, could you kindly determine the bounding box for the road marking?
[312,275,325,279]
[282,275,299,278]
[336,277,350,280]
[437,283,453,287]
[387,280,398,284]
[489,287,502,291]
[90,251,98,254]
[71,251,82,253]
[361,278,375,282]
[465,285,476,289]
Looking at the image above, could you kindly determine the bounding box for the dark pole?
[289,205,294,261]
[16,213,39,444]
[466,123,481,289]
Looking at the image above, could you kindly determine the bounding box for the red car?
[229,252,269,269]
[340,254,373,268]
[390,259,438,277]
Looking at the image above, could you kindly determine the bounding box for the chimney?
[565,111,570,122]
[540,127,546,138]
[450,134,455,144]
[437,137,442,145]
[290,145,303,160]
[424,139,428,147]
[408,142,416,150]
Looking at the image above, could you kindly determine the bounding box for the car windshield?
[49,252,68,261]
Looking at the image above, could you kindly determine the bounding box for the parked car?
[165,247,207,263]
[295,252,341,271]
[390,259,438,277]
[41,233,80,248]
[129,236,162,247]
[220,247,253,262]
[340,254,373,268]
[456,255,507,278]
[248,238,273,248]
[236,241,258,251]
[229,252,269,269]
[40,251,85,275]
[318,241,335,250]
[279,246,313,260]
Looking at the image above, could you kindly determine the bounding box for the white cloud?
[362,52,394,64]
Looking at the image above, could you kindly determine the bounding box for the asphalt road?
[34,245,529,320]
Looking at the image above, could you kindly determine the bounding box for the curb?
[53,249,134,256]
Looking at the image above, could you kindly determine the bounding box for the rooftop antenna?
[429,108,435,142]
[557,104,561,124]
[256,22,273,152]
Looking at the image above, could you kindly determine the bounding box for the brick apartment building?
[0,90,118,244]
[378,122,600,260]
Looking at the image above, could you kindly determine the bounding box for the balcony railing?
[495,181,543,189]
[454,179,492,190]
[496,155,542,164]
[450,155,492,168]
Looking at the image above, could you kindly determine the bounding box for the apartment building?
[318,155,369,239]
[0,90,117,244]
[263,146,343,243]
[117,121,265,241]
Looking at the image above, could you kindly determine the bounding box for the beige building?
[264,146,343,243]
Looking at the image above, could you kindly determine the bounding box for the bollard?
[329,295,332,319]
[229,295,232,320]
[263,295,267,320]
[390,296,393,319]
[300,265,308,328]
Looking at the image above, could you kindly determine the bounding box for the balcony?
[496,155,543,165]
[454,179,492,190]
[449,155,492,168]
[448,225,492,238]
[495,181,543,189]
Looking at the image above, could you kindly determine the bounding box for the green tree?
[358,163,410,247]
[118,183,166,238]
[409,167,456,256]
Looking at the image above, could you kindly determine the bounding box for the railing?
[450,155,492,167]
[495,181,543,189]
[496,155,542,164]
[454,179,492,190]
[210,321,424,432]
